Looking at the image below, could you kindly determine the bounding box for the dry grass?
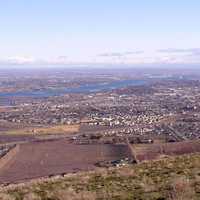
[4,124,80,135]
[168,176,196,200]
[55,189,97,200]
[1,153,200,199]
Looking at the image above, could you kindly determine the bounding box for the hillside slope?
[1,154,200,200]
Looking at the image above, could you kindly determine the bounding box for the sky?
[0,0,200,66]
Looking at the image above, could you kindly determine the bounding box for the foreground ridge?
[1,153,200,200]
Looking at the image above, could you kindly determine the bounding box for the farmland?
[0,139,132,184]
[3,124,80,136]
[133,140,200,162]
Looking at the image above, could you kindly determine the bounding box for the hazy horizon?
[0,1,200,67]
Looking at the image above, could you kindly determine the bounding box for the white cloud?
[1,56,37,64]
[1,48,200,66]
[158,48,200,54]
[0,56,69,65]
[98,51,144,57]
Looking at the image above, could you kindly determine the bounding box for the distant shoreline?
[0,79,147,98]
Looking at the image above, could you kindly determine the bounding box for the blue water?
[0,79,146,98]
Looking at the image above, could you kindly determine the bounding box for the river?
[0,79,146,98]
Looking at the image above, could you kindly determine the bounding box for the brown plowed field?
[0,134,34,144]
[0,139,131,184]
[134,140,200,161]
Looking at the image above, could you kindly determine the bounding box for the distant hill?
[113,85,156,95]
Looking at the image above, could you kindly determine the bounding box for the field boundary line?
[0,145,20,171]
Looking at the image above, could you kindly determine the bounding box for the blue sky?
[0,0,200,65]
